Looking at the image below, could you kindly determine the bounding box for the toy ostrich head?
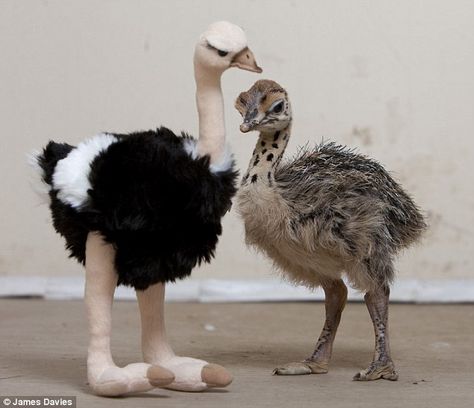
[194,21,262,74]
[193,22,262,163]
[235,79,292,133]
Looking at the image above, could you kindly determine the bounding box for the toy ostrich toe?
[32,22,261,396]
[235,80,426,381]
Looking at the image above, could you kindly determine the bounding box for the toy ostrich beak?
[231,47,262,73]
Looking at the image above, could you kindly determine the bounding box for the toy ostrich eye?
[206,42,228,57]
[271,101,284,114]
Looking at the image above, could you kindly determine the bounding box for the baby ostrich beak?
[240,118,259,133]
[231,47,262,73]
[240,122,251,133]
[240,102,260,132]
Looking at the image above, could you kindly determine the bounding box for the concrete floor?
[0,300,473,408]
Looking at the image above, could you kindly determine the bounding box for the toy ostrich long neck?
[194,32,261,164]
[194,63,227,163]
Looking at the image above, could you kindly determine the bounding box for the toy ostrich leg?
[33,22,261,396]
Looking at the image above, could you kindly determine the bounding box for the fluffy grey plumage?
[274,141,427,288]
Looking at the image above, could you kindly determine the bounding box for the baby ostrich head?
[235,79,291,133]
[195,21,262,74]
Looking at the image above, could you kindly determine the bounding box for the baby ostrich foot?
[273,360,329,375]
[353,360,398,381]
[274,281,347,377]
[159,356,232,392]
[89,363,175,396]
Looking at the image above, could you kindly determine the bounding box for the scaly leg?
[353,285,398,381]
[136,282,233,392]
[85,232,174,396]
[274,279,347,375]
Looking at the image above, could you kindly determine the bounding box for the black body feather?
[37,127,238,290]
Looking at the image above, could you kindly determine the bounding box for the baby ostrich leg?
[85,233,174,396]
[354,284,398,381]
[274,280,347,375]
[136,283,232,391]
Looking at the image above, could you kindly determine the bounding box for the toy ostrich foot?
[88,363,175,396]
[136,283,232,392]
[273,360,329,375]
[158,356,233,391]
[353,360,398,381]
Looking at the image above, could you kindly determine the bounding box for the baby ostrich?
[32,22,261,396]
[235,80,426,381]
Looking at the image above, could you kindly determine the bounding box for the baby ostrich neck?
[242,124,291,186]
[194,62,226,164]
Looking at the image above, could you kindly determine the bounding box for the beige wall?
[1,0,473,282]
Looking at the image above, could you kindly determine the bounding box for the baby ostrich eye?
[217,49,229,57]
[272,101,284,114]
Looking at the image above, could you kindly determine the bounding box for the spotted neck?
[242,124,291,186]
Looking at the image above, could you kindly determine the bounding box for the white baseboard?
[0,276,473,303]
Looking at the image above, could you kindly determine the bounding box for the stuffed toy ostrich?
[235,80,426,381]
[32,22,261,396]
